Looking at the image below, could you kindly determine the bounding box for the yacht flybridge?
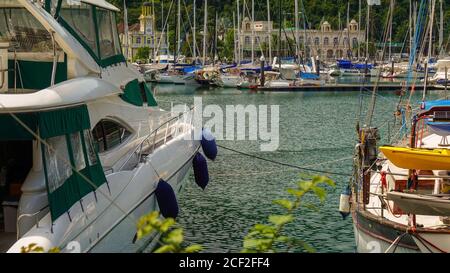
[0,0,203,253]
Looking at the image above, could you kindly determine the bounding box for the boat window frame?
[91,118,134,155]
[55,1,125,68]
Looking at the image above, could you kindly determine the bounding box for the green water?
[151,84,443,253]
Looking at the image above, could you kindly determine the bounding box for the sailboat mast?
[203,0,207,65]
[301,0,308,60]
[152,0,156,61]
[214,11,218,64]
[233,11,237,63]
[347,1,350,59]
[177,0,181,61]
[237,0,241,65]
[123,0,129,61]
[359,0,361,60]
[251,0,255,64]
[278,0,281,69]
[439,0,444,56]
[267,0,272,64]
[424,0,436,101]
[193,0,197,62]
[388,0,393,61]
[295,0,300,64]
[409,0,413,56]
[366,3,370,59]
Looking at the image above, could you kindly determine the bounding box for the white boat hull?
[8,131,200,253]
[353,223,419,253]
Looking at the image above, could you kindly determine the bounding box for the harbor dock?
[255,84,440,92]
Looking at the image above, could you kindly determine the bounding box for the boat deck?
[255,84,437,92]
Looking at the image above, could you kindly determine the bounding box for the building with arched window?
[239,18,364,61]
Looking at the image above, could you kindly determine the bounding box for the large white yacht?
[0,0,201,253]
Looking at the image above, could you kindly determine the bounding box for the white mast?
[237,0,241,65]
[295,0,300,63]
[347,1,350,59]
[193,0,197,62]
[267,0,272,64]
[203,0,207,65]
[251,0,255,65]
[388,0,393,61]
[366,3,370,59]
[233,11,237,63]
[424,0,436,101]
[358,0,361,60]
[123,0,129,61]
[439,0,444,56]
[177,0,181,60]
[152,0,156,61]
[409,0,412,56]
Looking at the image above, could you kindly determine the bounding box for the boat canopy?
[421,100,450,137]
[422,100,450,111]
[55,0,125,67]
[0,105,107,221]
[41,0,120,13]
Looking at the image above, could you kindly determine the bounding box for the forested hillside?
[109,0,450,58]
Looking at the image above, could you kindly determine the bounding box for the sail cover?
[422,100,450,136]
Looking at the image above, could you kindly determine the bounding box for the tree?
[134,47,151,62]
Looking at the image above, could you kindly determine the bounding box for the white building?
[239,18,365,61]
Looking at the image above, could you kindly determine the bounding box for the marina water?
[149,83,443,253]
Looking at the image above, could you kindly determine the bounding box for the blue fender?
[201,128,218,161]
[193,153,209,190]
[155,179,179,218]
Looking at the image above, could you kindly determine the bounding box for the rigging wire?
[217,144,352,177]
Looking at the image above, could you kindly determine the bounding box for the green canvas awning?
[0,105,107,221]
[38,105,90,139]
[121,79,144,107]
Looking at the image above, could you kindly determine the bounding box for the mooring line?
[216,144,352,177]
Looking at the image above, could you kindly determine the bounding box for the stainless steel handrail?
[16,206,49,240]
[118,107,195,172]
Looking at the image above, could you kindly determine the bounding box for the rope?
[217,144,352,177]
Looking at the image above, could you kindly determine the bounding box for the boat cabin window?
[43,136,73,193]
[58,1,124,67]
[0,3,52,53]
[92,120,131,153]
[59,2,99,58]
[96,8,121,59]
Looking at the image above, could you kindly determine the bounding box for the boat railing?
[16,205,50,240]
[118,107,195,172]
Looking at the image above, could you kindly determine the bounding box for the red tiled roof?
[117,22,140,34]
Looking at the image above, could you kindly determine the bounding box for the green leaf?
[243,238,260,249]
[312,186,327,202]
[252,224,276,234]
[154,244,176,253]
[273,199,294,210]
[160,218,176,233]
[268,215,293,226]
[299,181,313,191]
[163,228,184,245]
[312,176,335,187]
[184,245,203,253]
[287,188,305,197]
[275,236,290,243]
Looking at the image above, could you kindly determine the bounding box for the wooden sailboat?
[349,0,450,254]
